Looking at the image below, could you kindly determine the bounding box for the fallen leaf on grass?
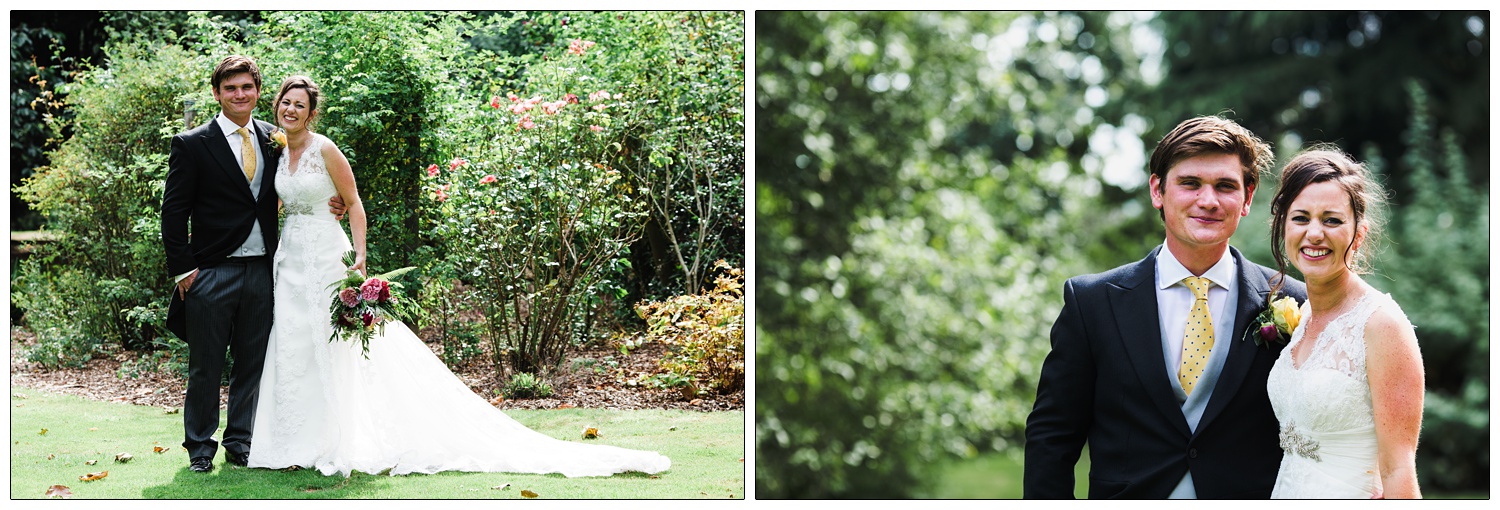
[89,428,98,432]
[739,457,745,462]
[520,489,539,498]
[39,428,48,435]
[45,485,71,498]
[163,407,180,415]
[85,460,98,466]
[557,403,575,409]
[649,475,659,479]
[582,427,600,439]
[491,483,511,490]
[79,471,108,482]
[154,446,170,454]
[114,452,132,463]
[669,426,677,431]
[14,393,28,399]
[47,454,55,460]
[15,403,24,408]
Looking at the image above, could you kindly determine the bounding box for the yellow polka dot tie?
[1178,276,1214,396]
[236,127,256,182]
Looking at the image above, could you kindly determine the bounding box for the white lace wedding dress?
[1267,290,1398,498]
[247,134,671,477]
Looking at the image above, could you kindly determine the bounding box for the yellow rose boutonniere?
[268,128,287,150]
[1245,295,1300,348]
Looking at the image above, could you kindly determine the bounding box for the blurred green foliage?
[757,11,1487,498]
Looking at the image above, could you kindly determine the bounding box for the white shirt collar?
[1156,242,1236,291]
[216,112,256,137]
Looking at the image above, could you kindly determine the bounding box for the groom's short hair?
[212,55,263,92]
[1147,115,1273,196]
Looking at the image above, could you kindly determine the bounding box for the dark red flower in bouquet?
[339,287,360,308]
[361,311,375,327]
[336,311,358,328]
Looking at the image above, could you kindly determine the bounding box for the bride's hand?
[350,254,367,278]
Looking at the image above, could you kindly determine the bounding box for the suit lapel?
[199,120,257,201]
[1109,246,1192,438]
[1197,247,1271,434]
[251,120,279,201]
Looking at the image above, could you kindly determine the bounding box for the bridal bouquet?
[327,251,419,358]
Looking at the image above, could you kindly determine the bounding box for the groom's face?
[1150,152,1255,254]
[212,72,260,122]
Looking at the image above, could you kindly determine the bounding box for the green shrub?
[501,372,554,399]
[12,40,197,365]
[635,261,745,395]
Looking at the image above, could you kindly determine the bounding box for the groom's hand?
[176,269,199,299]
[329,196,348,221]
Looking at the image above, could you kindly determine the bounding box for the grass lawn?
[11,386,744,499]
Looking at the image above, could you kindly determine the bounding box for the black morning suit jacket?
[1023,245,1307,499]
[161,118,282,341]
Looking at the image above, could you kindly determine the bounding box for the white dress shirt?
[1153,242,1239,498]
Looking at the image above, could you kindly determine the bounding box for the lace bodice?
[275,134,336,217]
[1267,289,1402,498]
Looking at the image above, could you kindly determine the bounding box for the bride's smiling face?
[1285,180,1366,282]
[277,88,313,133]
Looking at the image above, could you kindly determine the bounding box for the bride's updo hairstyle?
[273,75,323,130]
[1269,146,1388,292]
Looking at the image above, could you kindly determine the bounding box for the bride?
[246,75,670,477]
[1264,148,1423,498]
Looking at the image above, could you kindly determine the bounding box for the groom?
[161,55,343,473]
[1023,116,1306,498]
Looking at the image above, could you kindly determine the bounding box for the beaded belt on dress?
[1279,423,1322,461]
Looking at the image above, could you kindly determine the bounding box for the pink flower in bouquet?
[479,174,498,184]
[339,287,360,308]
[589,125,604,132]
[360,278,390,303]
[426,164,440,178]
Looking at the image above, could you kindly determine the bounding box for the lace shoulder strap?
[302,134,329,175]
[1313,291,1388,380]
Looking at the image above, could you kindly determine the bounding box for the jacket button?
[1188,448,1198,459]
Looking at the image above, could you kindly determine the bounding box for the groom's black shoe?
[189,457,214,472]
[226,451,249,467]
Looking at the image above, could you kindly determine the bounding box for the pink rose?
[589,125,604,132]
[426,164,440,178]
[449,158,467,171]
[490,96,501,109]
[479,174,498,184]
[519,114,536,130]
[565,93,579,104]
[589,90,609,102]
[360,278,389,302]
[507,92,519,102]
[339,287,360,308]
